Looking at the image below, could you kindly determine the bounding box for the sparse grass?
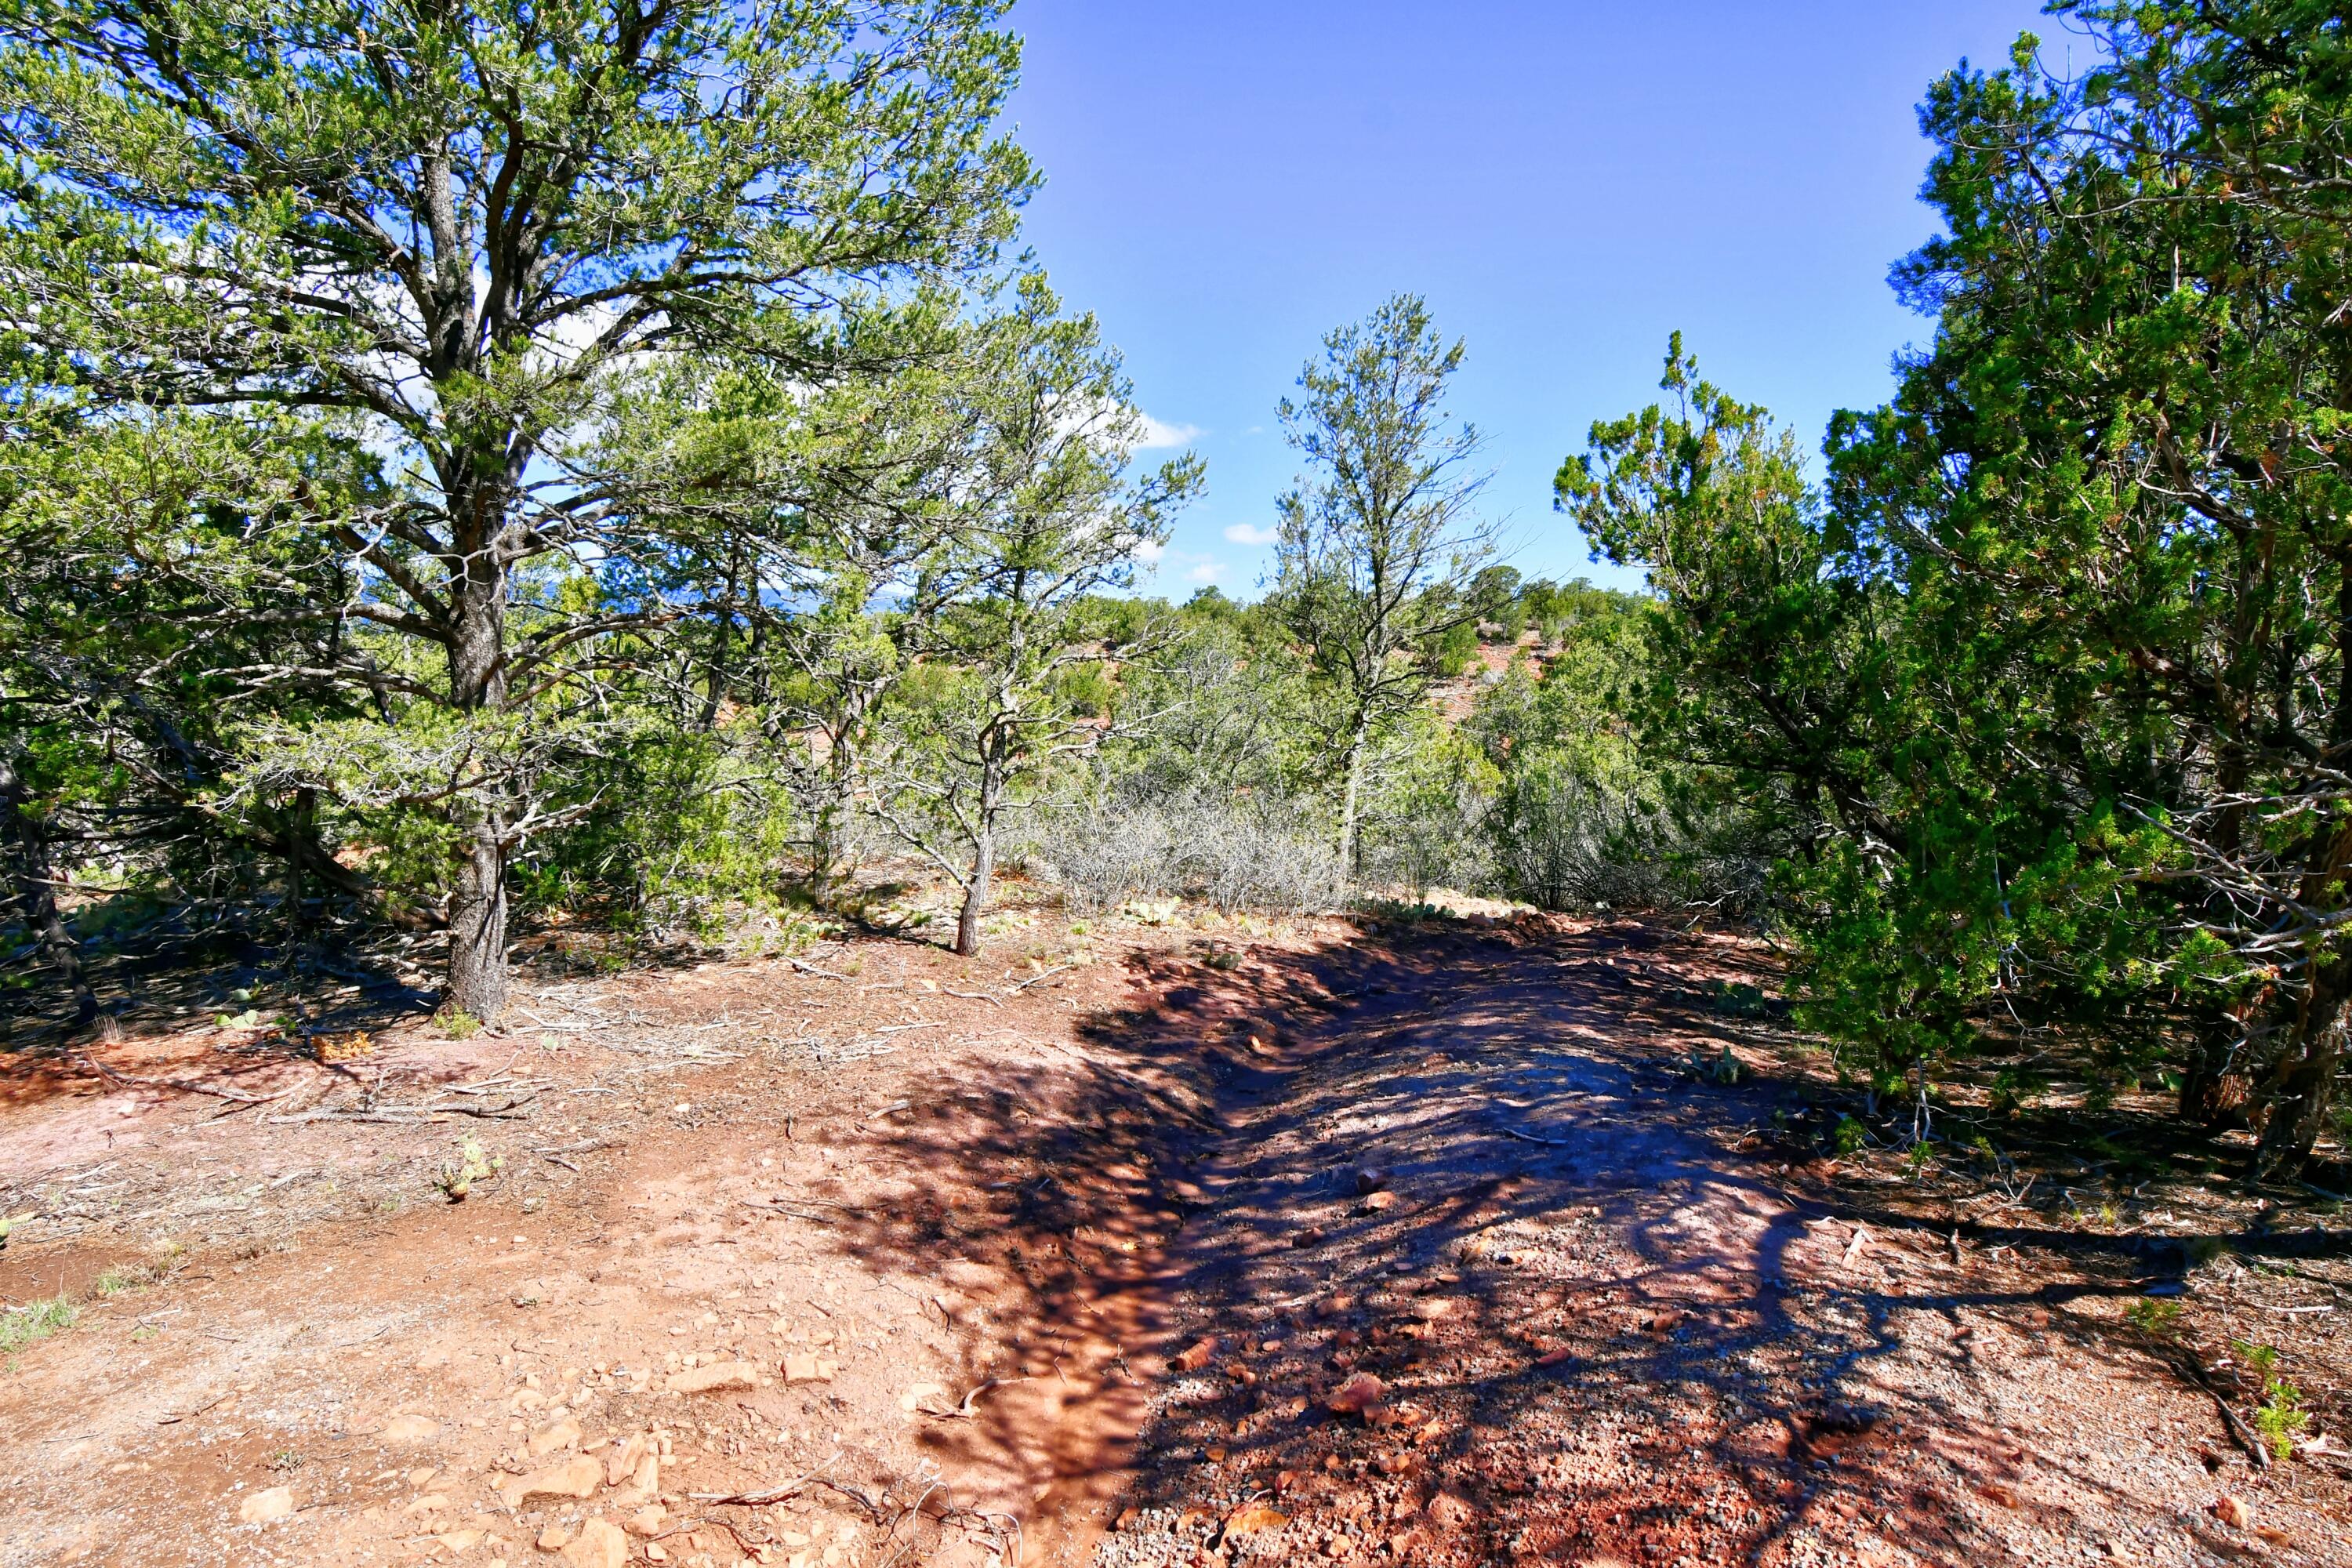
[1831,1115,1869,1156]
[434,1008,484,1040]
[2125,1298,2183,1337]
[94,1243,183,1297]
[0,1297,76,1360]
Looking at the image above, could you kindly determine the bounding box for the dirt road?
[1,914,2345,1567]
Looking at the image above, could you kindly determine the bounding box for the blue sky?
[1001,0,2058,597]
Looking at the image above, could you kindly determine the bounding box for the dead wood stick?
[691,1477,812,1506]
[919,1375,1033,1419]
[788,957,853,982]
[1497,1124,1573,1147]
[1009,963,1076,993]
[2180,1356,2272,1470]
[943,988,1004,1007]
[741,1200,843,1225]
[79,1054,295,1105]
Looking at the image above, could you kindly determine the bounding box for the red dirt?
[2,913,2347,1568]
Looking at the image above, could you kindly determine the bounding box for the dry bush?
[1042,799,1347,914]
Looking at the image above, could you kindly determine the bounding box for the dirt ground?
[2,908,2348,1568]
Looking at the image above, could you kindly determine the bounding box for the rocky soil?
[1,909,2346,1567]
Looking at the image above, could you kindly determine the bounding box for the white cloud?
[1133,539,1167,564]
[1185,560,1228,583]
[1222,523,1279,546]
[1134,413,1203,449]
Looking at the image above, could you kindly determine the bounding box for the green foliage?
[0,1297,74,1359]
[1272,294,1497,871]
[2255,1376,2309,1460]
[1555,1,2352,1174]
[0,0,1034,1018]
[2124,1298,2183,1338]
[431,1138,501,1202]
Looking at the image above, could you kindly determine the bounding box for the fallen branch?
[2179,1355,2272,1470]
[742,1199,852,1225]
[942,989,1003,1008]
[789,957,853,982]
[919,1375,1033,1420]
[78,1053,296,1105]
[1497,1124,1573,1147]
[157,1392,234,1426]
[1009,963,1076,993]
[691,1475,814,1507]
[265,1094,535,1126]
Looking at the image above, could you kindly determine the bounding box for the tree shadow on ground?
[787,917,2318,1567]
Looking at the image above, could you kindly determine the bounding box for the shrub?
[1043,798,1346,914]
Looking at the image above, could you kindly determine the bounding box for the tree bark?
[2178,1005,2251,1130]
[0,757,97,1033]
[954,827,994,958]
[446,813,510,1024]
[441,502,514,1022]
[1336,709,1371,878]
[954,713,1011,958]
[2253,964,2347,1182]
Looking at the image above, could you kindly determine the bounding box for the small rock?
[601,1435,648,1487]
[670,1360,758,1394]
[559,1517,627,1568]
[528,1417,583,1456]
[1360,1191,1399,1214]
[1326,1372,1386,1418]
[1292,1226,1327,1247]
[536,1524,574,1552]
[899,1381,946,1413]
[238,1486,296,1524]
[499,1455,602,1508]
[1424,1490,1477,1530]
[781,1354,837,1385]
[436,1530,485,1554]
[624,1504,667,1537]
[1353,1168,1388,1195]
[379,1414,441,1444]
[2212,1494,2252,1530]
[607,1454,660,1508]
[1223,1504,1298,1542]
[1175,1337,1219,1373]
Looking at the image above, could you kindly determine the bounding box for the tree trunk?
[2178,1005,2251,1130]
[441,517,513,1022]
[2252,966,2347,1183]
[446,813,510,1024]
[954,829,994,958]
[808,710,864,910]
[1336,710,1371,879]
[954,722,1010,958]
[0,757,97,1033]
